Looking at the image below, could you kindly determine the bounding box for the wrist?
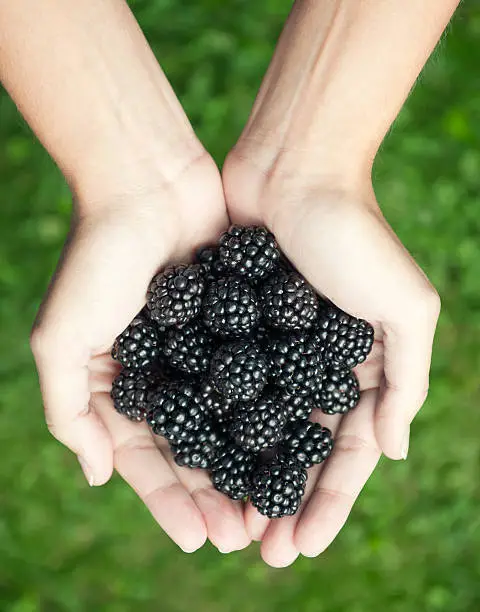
[224,134,373,212]
[70,131,209,214]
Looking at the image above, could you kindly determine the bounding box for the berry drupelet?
[163,319,215,375]
[218,225,280,280]
[281,421,334,468]
[267,331,325,397]
[147,264,205,327]
[315,367,360,414]
[250,455,307,518]
[210,443,256,500]
[316,304,374,368]
[229,394,287,453]
[111,316,161,370]
[111,368,160,422]
[260,271,319,331]
[146,381,204,441]
[202,276,260,338]
[210,340,268,401]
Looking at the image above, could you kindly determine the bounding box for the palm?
[32,161,251,554]
[225,181,437,566]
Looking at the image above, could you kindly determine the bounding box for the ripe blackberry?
[147,264,205,327]
[111,368,160,422]
[210,443,256,500]
[218,225,280,280]
[170,420,226,469]
[196,246,226,280]
[229,395,287,452]
[260,271,318,330]
[281,421,334,468]
[202,276,260,338]
[277,390,314,422]
[210,340,268,401]
[163,320,215,375]
[250,456,307,518]
[316,305,374,368]
[146,381,204,441]
[198,380,234,425]
[267,332,325,397]
[111,316,161,370]
[315,368,360,414]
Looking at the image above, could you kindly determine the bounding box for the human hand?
[222,151,440,566]
[30,155,251,554]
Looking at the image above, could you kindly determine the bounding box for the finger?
[31,333,114,486]
[95,393,207,553]
[153,436,251,554]
[272,199,440,460]
[376,297,439,459]
[354,340,383,391]
[88,353,122,393]
[244,497,271,543]
[295,390,381,557]
[258,412,341,568]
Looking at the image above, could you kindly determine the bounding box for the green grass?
[1,2,480,610]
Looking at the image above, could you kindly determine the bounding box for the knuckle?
[45,419,62,444]
[113,435,155,466]
[30,324,54,358]
[417,285,441,321]
[335,433,380,455]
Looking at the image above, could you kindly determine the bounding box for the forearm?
[236,0,460,180]
[0,0,204,205]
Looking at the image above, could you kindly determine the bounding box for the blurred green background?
[1,2,479,610]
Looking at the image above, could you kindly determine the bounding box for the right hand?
[223,150,441,566]
[30,154,251,554]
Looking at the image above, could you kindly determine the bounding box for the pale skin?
[0,0,459,565]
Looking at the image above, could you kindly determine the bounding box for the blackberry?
[146,381,204,441]
[147,264,205,327]
[163,319,215,375]
[315,368,360,414]
[196,246,226,280]
[170,420,226,469]
[250,456,307,518]
[260,271,318,331]
[111,316,161,370]
[210,340,268,401]
[111,368,160,422]
[316,305,374,368]
[218,225,280,280]
[277,390,314,422]
[281,421,334,468]
[210,443,256,500]
[229,394,287,452]
[198,380,234,425]
[267,332,325,397]
[202,276,260,338]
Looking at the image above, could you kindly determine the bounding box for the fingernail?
[77,456,95,486]
[401,429,410,460]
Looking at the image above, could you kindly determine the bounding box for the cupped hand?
[223,153,440,566]
[30,155,251,554]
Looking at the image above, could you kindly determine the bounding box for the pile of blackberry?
[111,226,374,518]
